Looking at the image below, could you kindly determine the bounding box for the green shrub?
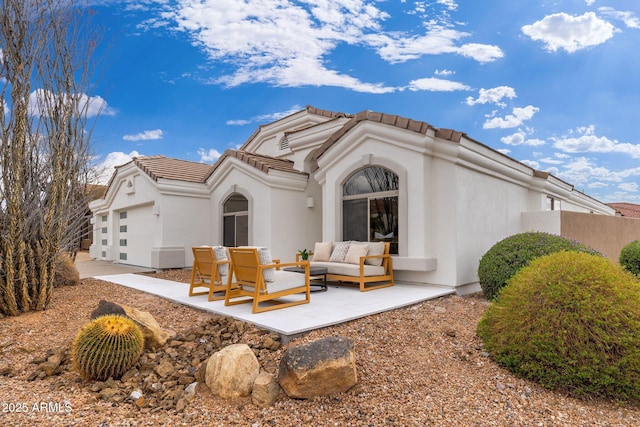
[477,251,640,400]
[72,315,144,381]
[478,232,600,300]
[620,240,640,277]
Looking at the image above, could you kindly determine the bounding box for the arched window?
[223,194,248,247]
[343,167,399,254]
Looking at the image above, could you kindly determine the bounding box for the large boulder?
[90,300,171,350]
[205,344,260,399]
[278,336,357,399]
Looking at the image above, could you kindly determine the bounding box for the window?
[119,211,127,220]
[546,196,560,211]
[101,239,107,246]
[101,215,107,222]
[343,167,399,254]
[119,239,127,247]
[223,194,249,247]
[120,225,127,233]
[101,227,107,234]
[119,253,127,261]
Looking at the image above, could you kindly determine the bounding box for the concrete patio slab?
[93,273,455,339]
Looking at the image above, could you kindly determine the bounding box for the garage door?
[116,205,156,267]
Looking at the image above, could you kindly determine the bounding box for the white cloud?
[500,130,545,146]
[92,150,140,185]
[598,7,640,29]
[227,105,304,126]
[552,125,640,158]
[619,182,639,192]
[483,106,539,129]
[164,0,502,93]
[520,159,540,169]
[522,12,617,53]
[28,89,116,118]
[123,129,164,141]
[434,69,454,76]
[466,86,516,107]
[588,182,608,189]
[457,43,504,63]
[198,148,222,162]
[407,77,470,92]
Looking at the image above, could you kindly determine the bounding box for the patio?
[94,273,455,340]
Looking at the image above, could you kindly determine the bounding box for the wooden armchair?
[189,246,232,301]
[224,247,311,313]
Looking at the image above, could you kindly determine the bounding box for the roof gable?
[206,150,309,181]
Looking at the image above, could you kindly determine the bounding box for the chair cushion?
[310,261,385,277]
[364,241,385,267]
[312,241,333,262]
[212,245,229,275]
[345,243,369,264]
[257,247,275,282]
[329,241,351,262]
[265,271,307,294]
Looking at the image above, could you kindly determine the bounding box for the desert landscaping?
[0,268,639,426]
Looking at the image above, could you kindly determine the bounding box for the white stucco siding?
[156,193,211,266]
[453,164,529,286]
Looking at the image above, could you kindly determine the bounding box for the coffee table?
[282,266,328,292]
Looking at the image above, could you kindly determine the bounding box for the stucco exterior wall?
[560,211,640,260]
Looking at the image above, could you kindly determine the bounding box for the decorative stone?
[89,300,172,350]
[90,300,127,319]
[278,336,357,399]
[205,344,260,399]
[154,359,175,379]
[121,303,172,350]
[251,371,280,407]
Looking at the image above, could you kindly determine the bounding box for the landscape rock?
[90,300,127,319]
[121,303,173,350]
[278,336,357,399]
[205,343,260,399]
[252,371,281,407]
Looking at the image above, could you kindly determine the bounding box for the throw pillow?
[345,244,369,265]
[312,241,333,262]
[329,241,351,262]
[257,247,275,282]
[365,241,386,267]
[212,246,229,275]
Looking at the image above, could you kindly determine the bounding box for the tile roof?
[240,105,350,151]
[206,150,309,180]
[130,155,214,183]
[607,203,640,218]
[311,110,465,170]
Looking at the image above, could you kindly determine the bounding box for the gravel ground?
[0,269,639,426]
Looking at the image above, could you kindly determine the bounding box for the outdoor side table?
[282,266,328,292]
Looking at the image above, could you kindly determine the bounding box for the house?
[608,202,640,218]
[90,106,619,293]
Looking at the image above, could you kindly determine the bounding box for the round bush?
[620,240,640,277]
[477,251,640,400]
[478,232,600,300]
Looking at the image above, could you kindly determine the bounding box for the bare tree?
[0,0,103,315]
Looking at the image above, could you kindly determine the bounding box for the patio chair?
[225,247,311,313]
[189,246,233,301]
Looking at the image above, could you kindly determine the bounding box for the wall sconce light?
[306,197,315,208]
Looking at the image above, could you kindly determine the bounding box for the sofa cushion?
[364,241,385,267]
[310,261,385,277]
[312,241,333,262]
[212,245,229,275]
[345,243,369,264]
[329,241,351,262]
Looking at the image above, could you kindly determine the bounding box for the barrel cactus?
[72,315,144,381]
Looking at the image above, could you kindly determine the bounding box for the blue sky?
[86,0,640,204]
